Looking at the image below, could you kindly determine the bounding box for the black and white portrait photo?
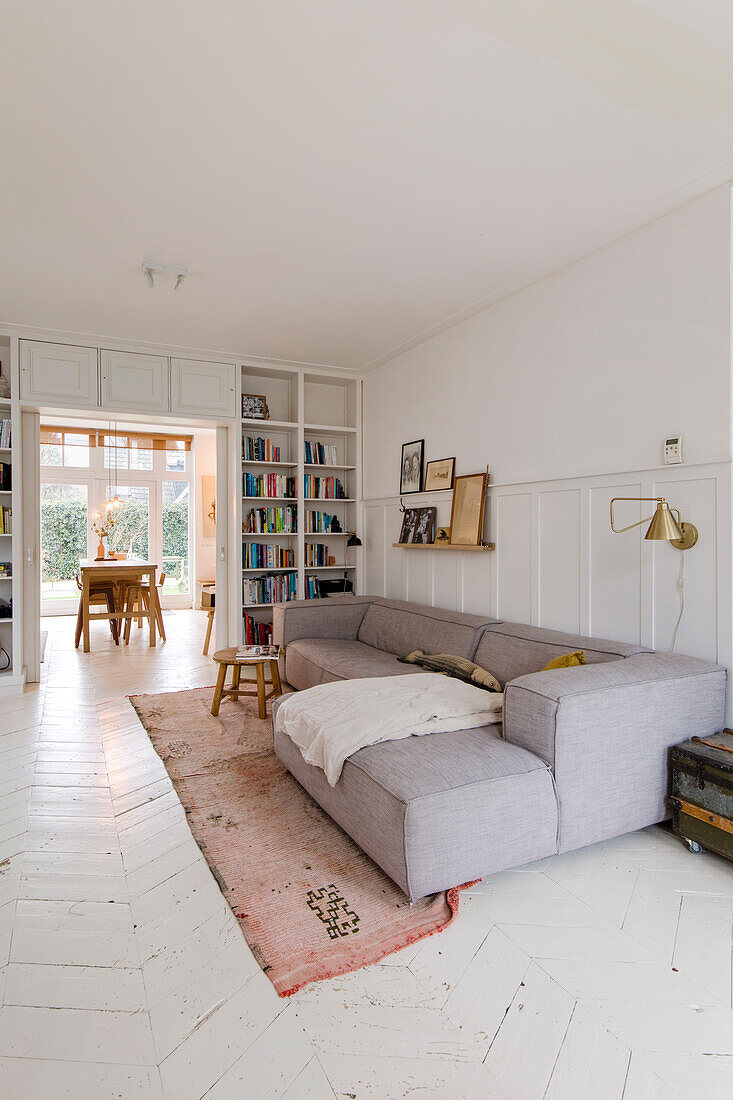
[400,439,424,494]
[412,507,435,544]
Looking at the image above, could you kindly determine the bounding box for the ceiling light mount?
[141,261,187,291]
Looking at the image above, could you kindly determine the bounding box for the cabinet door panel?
[100,350,169,414]
[20,341,99,408]
[170,359,236,418]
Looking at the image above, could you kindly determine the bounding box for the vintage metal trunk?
[670,731,733,862]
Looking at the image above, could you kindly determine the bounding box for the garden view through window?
[40,424,193,610]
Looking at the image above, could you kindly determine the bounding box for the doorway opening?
[39,419,211,618]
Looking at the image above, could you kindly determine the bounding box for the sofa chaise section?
[273,705,558,901]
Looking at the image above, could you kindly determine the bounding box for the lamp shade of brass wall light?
[609,497,698,550]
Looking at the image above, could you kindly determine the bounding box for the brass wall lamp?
[609,497,698,550]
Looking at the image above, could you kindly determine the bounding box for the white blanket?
[275,673,503,786]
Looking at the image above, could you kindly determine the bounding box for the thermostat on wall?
[664,436,683,464]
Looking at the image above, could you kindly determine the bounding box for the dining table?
[78,558,162,653]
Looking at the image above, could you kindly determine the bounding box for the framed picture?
[424,457,455,492]
[242,393,269,420]
[400,439,424,494]
[399,509,419,544]
[412,507,436,544]
[435,525,451,543]
[449,473,487,545]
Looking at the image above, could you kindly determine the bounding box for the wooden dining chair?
[74,574,120,649]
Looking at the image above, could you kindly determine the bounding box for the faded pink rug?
[130,686,472,996]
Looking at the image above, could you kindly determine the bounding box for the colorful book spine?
[243,507,297,534]
[303,475,345,500]
[304,543,329,567]
[242,571,297,606]
[243,612,273,645]
[242,473,296,498]
[0,420,10,449]
[242,436,282,462]
[304,441,339,465]
[303,511,336,533]
[242,543,295,569]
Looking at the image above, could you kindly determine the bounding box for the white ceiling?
[3,0,733,371]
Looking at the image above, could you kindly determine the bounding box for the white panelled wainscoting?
[364,460,731,711]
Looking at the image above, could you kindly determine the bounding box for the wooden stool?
[202,584,215,655]
[122,582,155,645]
[211,646,282,719]
[130,571,166,641]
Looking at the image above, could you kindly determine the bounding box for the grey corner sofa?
[271,596,726,901]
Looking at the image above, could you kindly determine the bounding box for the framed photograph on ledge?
[424,457,455,492]
[400,439,424,494]
[399,509,419,544]
[412,507,436,544]
[449,473,487,545]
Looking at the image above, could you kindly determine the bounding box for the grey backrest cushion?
[358,598,499,659]
[474,621,651,685]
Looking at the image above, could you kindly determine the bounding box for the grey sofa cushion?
[503,653,727,852]
[285,638,425,690]
[474,621,651,685]
[273,596,375,648]
[357,598,497,659]
[273,708,558,900]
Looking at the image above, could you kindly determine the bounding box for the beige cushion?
[399,650,501,692]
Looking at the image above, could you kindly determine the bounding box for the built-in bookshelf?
[235,366,361,642]
[0,336,20,691]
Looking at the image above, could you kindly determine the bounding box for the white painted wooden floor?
[0,612,732,1099]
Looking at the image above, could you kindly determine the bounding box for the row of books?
[304,441,340,465]
[243,506,297,534]
[304,576,322,600]
[243,543,295,569]
[243,436,282,463]
[242,473,296,499]
[303,543,330,567]
[0,463,10,492]
[303,510,340,533]
[302,475,347,500]
[0,507,11,535]
[0,420,10,449]
[243,572,297,606]
[243,611,273,645]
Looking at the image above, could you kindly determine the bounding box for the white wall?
[362,186,733,684]
[193,432,216,604]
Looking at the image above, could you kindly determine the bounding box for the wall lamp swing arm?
[609,496,698,550]
[609,497,680,534]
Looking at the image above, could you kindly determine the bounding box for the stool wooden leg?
[75,598,83,649]
[203,608,214,656]
[211,662,228,716]
[231,662,241,701]
[123,588,135,644]
[270,659,282,698]
[106,591,120,645]
[145,588,156,647]
[152,586,166,641]
[255,661,267,720]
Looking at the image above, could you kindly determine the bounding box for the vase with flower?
[91,509,116,561]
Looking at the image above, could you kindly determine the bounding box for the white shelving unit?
[0,335,22,692]
[235,365,362,641]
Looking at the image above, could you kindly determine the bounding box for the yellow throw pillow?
[543,651,586,670]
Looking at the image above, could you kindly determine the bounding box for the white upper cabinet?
[170,359,236,418]
[100,350,169,414]
[20,341,99,408]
